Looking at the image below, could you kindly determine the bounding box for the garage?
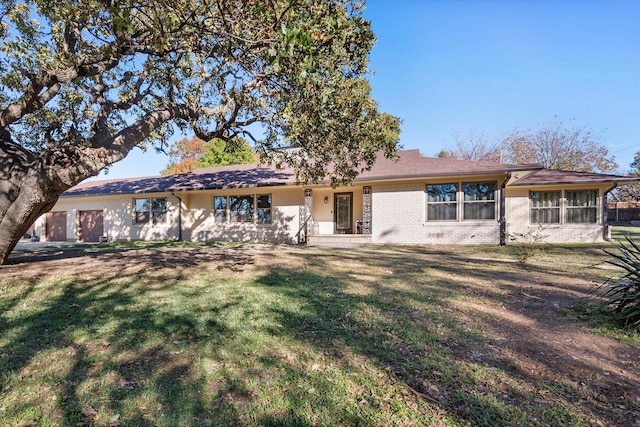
[79,210,104,242]
[45,211,67,241]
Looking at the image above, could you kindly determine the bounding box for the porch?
[306,233,372,248]
[298,186,373,246]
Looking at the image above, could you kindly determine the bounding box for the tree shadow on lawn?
[254,250,639,426]
[0,249,270,426]
[1,247,637,426]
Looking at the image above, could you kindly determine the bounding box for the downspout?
[603,183,617,242]
[499,172,512,246]
[171,191,183,242]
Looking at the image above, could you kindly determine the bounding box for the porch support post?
[362,186,372,234]
[304,189,313,235]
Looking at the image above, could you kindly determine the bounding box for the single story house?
[33,149,640,246]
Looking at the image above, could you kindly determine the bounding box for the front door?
[334,193,353,234]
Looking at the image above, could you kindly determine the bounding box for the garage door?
[79,210,104,242]
[46,211,67,241]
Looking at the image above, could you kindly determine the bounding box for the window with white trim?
[229,195,254,223]
[566,190,598,223]
[214,194,272,224]
[134,197,167,224]
[530,191,560,224]
[463,182,496,220]
[214,196,227,223]
[426,184,457,221]
[257,194,272,224]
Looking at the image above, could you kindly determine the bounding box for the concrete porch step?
[307,234,372,248]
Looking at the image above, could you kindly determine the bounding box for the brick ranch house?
[33,149,640,246]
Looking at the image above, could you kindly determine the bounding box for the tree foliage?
[196,137,257,169]
[438,130,502,162]
[0,0,400,264]
[501,118,617,172]
[160,136,208,175]
[615,151,640,202]
[160,136,256,175]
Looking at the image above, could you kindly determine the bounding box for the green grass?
[610,222,640,241]
[1,244,637,426]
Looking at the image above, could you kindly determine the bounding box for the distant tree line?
[438,118,618,173]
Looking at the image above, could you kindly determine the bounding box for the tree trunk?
[0,154,67,264]
[1,109,178,265]
[0,175,61,265]
[0,134,104,265]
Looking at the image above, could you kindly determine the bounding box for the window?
[427,184,457,221]
[135,198,150,224]
[530,191,560,224]
[257,194,272,224]
[214,196,227,222]
[134,197,167,224]
[566,190,598,223]
[463,182,496,220]
[214,194,272,224]
[229,195,255,223]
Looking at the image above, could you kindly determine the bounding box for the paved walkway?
[14,241,81,250]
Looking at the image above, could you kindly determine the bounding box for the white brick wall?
[186,188,302,244]
[36,180,612,246]
[371,182,501,245]
[39,193,181,241]
[505,186,609,244]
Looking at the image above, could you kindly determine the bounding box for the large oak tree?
[0,0,400,264]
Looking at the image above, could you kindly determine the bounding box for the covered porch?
[298,186,372,245]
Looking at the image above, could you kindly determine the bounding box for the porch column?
[362,186,372,234]
[299,189,313,240]
[305,189,314,235]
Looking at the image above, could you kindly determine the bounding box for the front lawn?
[1,244,638,426]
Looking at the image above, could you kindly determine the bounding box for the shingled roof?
[356,149,542,180]
[62,149,638,197]
[63,163,298,197]
[511,168,640,186]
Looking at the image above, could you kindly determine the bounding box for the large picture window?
[566,190,598,223]
[427,184,457,221]
[463,182,496,220]
[530,191,560,224]
[134,197,167,224]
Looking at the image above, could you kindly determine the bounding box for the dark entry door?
[46,211,67,241]
[79,210,104,242]
[334,193,353,234]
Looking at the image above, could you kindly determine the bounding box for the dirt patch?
[447,262,640,425]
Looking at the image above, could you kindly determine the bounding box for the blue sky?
[94,0,640,180]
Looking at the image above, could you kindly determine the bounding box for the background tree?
[615,151,640,202]
[0,0,400,264]
[160,136,256,175]
[195,137,257,169]
[437,130,502,162]
[501,118,617,172]
[160,136,208,175]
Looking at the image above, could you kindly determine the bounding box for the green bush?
[594,236,640,329]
